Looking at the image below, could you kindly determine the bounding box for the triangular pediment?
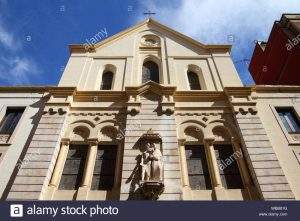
[69,18,231,54]
[125,81,176,96]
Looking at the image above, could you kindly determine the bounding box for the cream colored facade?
[0,88,47,199]
[0,19,299,200]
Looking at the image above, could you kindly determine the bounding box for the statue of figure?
[140,141,163,182]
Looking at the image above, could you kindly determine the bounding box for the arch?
[95,120,120,141]
[205,120,239,141]
[180,119,207,128]
[142,59,160,84]
[71,120,96,128]
[99,125,119,142]
[95,119,118,127]
[64,120,96,139]
[212,125,231,142]
[178,120,206,141]
[184,126,204,142]
[186,64,206,90]
[69,125,91,141]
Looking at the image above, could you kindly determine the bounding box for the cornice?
[0,86,47,93]
[253,85,300,93]
[2,86,300,100]
[48,87,76,96]
[174,91,225,100]
[223,87,253,96]
[69,44,95,54]
[224,86,300,95]
[73,90,127,102]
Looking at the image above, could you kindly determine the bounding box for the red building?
[249,14,300,85]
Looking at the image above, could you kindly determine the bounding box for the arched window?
[100,71,113,90]
[142,61,159,83]
[187,71,201,90]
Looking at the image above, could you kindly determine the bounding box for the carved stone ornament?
[0,134,10,144]
[126,102,141,115]
[140,35,160,47]
[139,129,164,200]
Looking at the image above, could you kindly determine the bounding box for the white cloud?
[136,0,300,84]
[139,0,300,43]
[0,22,16,50]
[0,20,39,85]
[0,56,38,85]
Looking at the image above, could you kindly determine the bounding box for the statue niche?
[138,129,164,200]
[141,141,163,182]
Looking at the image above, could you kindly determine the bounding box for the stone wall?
[235,112,295,200]
[120,92,182,200]
[7,110,67,200]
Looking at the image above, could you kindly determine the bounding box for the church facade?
[0,19,300,200]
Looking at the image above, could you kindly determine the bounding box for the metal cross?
[143,10,156,18]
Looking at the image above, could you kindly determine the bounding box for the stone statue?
[140,141,163,182]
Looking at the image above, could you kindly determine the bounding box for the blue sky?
[0,0,299,86]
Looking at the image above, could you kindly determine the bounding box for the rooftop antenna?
[143,10,156,18]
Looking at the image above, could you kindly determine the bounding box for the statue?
[140,141,163,182]
[138,133,164,200]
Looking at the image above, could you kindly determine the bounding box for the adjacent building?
[0,18,299,201]
[0,87,47,198]
[249,14,300,85]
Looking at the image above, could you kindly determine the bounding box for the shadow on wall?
[125,138,144,200]
[1,94,50,200]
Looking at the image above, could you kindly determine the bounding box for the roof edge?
[69,18,232,54]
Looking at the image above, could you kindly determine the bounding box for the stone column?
[231,138,252,187]
[179,140,193,200]
[204,138,222,188]
[113,143,123,190]
[179,141,189,188]
[47,138,70,199]
[77,139,98,200]
[204,137,227,200]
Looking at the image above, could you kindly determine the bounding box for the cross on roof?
[143,10,156,18]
